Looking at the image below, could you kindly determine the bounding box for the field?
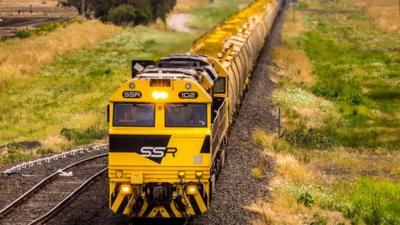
[250,0,400,224]
[0,0,76,16]
[0,0,253,164]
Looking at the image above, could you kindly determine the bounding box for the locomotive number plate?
[179,92,198,99]
[123,91,142,98]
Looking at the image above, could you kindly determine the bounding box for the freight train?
[107,0,282,219]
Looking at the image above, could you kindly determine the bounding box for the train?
[107,0,282,219]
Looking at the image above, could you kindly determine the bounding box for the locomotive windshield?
[113,103,155,127]
[165,104,207,127]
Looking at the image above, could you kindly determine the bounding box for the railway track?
[0,153,108,225]
[0,17,68,39]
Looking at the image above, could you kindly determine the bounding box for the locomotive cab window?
[166,104,207,127]
[213,77,226,94]
[113,103,155,127]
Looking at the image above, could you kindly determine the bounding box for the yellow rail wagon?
[108,0,282,219]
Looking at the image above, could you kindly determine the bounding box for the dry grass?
[272,47,314,87]
[355,0,400,32]
[0,0,58,8]
[246,200,349,225]
[271,7,314,87]
[0,20,120,87]
[281,6,307,40]
[309,150,400,181]
[246,133,349,224]
[173,0,211,12]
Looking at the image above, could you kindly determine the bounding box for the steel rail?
[3,144,108,174]
[0,153,108,218]
[28,167,108,225]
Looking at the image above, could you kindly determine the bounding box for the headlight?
[116,170,123,178]
[152,91,168,100]
[178,171,185,178]
[121,184,133,194]
[185,185,197,195]
[195,171,203,178]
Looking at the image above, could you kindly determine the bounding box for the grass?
[355,0,400,32]
[0,27,195,152]
[14,18,83,39]
[0,19,120,86]
[187,0,253,32]
[248,0,400,224]
[0,0,253,165]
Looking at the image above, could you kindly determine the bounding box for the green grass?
[187,0,254,32]
[325,178,400,225]
[14,17,84,39]
[276,1,400,150]
[267,0,400,224]
[0,27,195,147]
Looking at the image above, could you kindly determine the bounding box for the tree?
[58,0,177,24]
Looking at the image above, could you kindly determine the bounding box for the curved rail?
[3,144,108,174]
[28,167,108,225]
[0,153,108,218]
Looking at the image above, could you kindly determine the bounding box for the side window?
[213,77,226,94]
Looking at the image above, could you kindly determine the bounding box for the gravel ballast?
[192,6,284,225]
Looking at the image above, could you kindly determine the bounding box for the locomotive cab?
[108,58,218,218]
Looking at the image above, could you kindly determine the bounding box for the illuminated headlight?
[121,184,133,194]
[178,171,185,178]
[195,171,203,178]
[116,170,123,178]
[185,83,192,90]
[152,91,168,100]
[185,185,197,195]
[129,82,135,89]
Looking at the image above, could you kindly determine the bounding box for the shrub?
[285,128,335,149]
[0,143,33,164]
[107,4,151,25]
[15,29,32,38]
[310,214,327,225]
[60,126,106,145]
[298,191,314,208]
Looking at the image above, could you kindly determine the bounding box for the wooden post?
[81,0,85,17]
[292,2,295,23]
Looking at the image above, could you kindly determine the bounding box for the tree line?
[58,0,177,25]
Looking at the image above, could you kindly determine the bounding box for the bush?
[60,126,106,145]
[298,191,314,208]
[15,29,32,38]
[285,128,335,149]
[15,19,79,39]
[0,143,33,164]
[107,4,151,25]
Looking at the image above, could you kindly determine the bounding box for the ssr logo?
[140,147,177,158]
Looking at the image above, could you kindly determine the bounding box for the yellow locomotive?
[108,0,282,219]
